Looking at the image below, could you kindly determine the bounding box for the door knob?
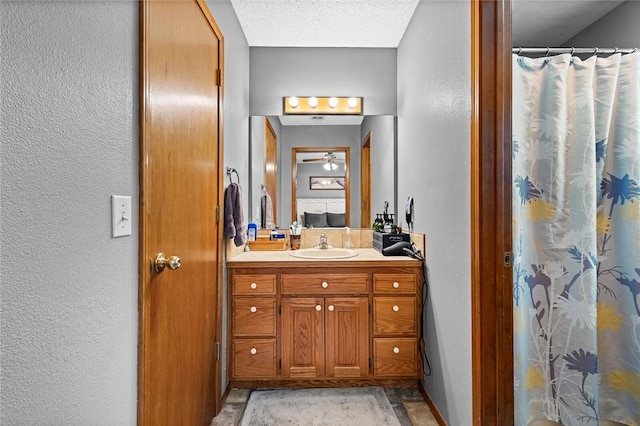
[153,253,181,273]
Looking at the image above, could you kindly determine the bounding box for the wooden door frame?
[360,131,371,228]
[138,0,226,421]
[471,0,513,424]
[264,117,278,225]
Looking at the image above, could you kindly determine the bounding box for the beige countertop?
[227,248,421,265]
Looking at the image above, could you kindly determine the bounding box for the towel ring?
[226,167,240,185]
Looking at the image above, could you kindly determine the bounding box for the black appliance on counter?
[373,231,411,255]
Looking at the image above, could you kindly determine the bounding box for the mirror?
[249,115,397,230]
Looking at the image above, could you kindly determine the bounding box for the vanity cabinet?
[282,297,369,378]
[372,273,419,376]
[231,274,277,379]
[227,257,423,387]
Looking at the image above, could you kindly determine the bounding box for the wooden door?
[361,132,371,228]
[264,118,278,225]
[325,297,369,377]
[281,298,325,378]
[139,1,224,425]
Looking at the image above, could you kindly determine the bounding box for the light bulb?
[323,162,338,171]
[308,97,318,108]
[288,97,299,108]
[328,97,338,108]
[347,97,358,108]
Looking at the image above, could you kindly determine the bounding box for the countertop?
[227,248,421,266]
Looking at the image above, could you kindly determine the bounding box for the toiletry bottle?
[383,214,392,233]
[344,227,353,249]
[247,223,257,241]
[373,214,383,232]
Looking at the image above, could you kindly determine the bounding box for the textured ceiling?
[512,0,625,47]
[229,0,623,49]
[229,0,420,47]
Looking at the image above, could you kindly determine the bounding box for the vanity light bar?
[283,96,362,115]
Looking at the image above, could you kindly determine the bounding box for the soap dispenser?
[344,227,353,249]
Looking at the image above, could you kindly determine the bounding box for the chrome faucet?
[317,233,330,249]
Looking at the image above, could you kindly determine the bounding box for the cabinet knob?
[250,348,257,355]
[328,305,334,312]
[393,281,400,289]
[321,281,329,289]
[250,306,257,313]
[393,305,400,312]
[250,283,258,290]
[393,347,400,354]
[315,304,322,311]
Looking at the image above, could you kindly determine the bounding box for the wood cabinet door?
[281,298,325,378]
[325,297,369,378]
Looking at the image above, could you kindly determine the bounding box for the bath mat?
[239,386,401,426]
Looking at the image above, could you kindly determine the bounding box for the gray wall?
[280,125,362,227]
[1,2,138,423]
[361,115,396,226]
[206,0,251,396]
[1,1,250,422]
[250,47,397,116]
[296,162,346,199]
[397,1,472,425]
[563,1,640,49]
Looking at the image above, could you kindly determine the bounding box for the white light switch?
[112,195,132,237]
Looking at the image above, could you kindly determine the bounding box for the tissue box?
[373,232,410,253]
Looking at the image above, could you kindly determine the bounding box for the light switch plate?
[112,195,132,237]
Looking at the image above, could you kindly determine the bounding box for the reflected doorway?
[360,131,371,227]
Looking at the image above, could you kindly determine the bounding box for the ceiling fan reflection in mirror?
[302,152,339,171]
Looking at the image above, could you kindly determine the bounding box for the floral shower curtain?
[513,52,640,425]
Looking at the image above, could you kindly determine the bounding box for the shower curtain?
[513,52,640,425]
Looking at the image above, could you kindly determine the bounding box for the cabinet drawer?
[373,273,417,294]
[374,338,418,377]
[232,339,276,378]
[281,274,368,295]
[233,298,276,336]
[373,297,417,335]
[233,274,276,295]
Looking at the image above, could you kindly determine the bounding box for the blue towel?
[224,183,246,247]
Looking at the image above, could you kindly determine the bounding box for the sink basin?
[288,248,359,259]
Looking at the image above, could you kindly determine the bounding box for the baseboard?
[418,381,447,426]
[220,382,231,405]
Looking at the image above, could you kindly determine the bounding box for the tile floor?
[210,387,440,426]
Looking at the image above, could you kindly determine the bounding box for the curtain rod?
[513,47,638,55]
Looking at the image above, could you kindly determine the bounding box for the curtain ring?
[614,47,619,54]
[594,47,599,56]
[517,47,522,55]
[570,47,575,56]
[545,47,551,57]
